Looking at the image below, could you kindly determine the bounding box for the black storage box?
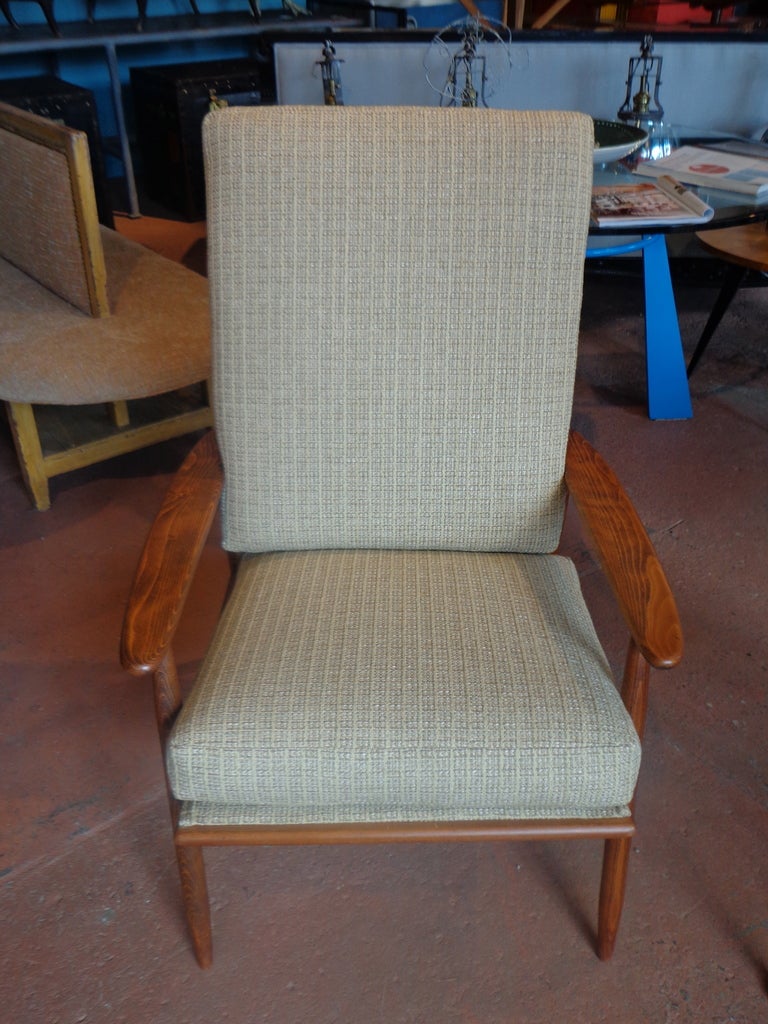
[130,58,276,220]
[0,75,114,228]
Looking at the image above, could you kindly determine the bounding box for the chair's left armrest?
[564,430,683,670]
[120,431,223,676]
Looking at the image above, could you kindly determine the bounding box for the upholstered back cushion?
[204,107,593,554]
[0,102,106,317]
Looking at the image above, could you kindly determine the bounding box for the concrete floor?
[1,223,766,1023]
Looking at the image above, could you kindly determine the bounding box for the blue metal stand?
[587,234,693,420]
[641,234,693,419]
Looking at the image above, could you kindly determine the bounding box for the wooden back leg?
[6,401,51,511]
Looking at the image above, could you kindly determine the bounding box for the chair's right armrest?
[564,430,683,670]
[120,431,223,676]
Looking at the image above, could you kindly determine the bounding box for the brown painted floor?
[1,220,767,1023]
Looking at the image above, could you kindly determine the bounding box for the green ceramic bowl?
[593,119,648,164]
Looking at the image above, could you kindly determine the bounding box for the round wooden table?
[688,221,768,375]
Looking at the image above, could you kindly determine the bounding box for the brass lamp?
[317,40,344,106]
[617,35,675,161]
[618,34,664,127]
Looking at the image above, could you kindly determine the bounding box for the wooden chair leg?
[596,638,648,958]
[597,834,632,960]
[175,844,213,968]
[6,401,51,511]
[110,400,130,429]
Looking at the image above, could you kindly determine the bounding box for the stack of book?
[590,175,714,229]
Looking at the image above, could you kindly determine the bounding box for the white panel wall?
[275,38,768,137]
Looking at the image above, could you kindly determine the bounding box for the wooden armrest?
[564,430,683,670]
[120,431,223,676]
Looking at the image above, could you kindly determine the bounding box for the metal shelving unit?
[0,12,359,214]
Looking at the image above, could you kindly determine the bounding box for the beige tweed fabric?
[168,550,641,824]
[204,107,593,554]
[0,228,211,404]
[0,127,97,316]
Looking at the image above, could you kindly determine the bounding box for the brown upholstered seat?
[0,101,212,509]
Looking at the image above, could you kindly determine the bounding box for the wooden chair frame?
[0,101,212,510]
[121,428,682,968]
[0,102,109,317]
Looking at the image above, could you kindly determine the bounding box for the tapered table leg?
[642,234,693,420]
[687,263,746,377]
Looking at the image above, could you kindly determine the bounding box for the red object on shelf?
[627,2,734,23]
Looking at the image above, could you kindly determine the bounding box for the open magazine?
[633,144,768,196]
[591,175,714,228]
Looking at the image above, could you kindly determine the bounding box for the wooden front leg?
[174,844,213,968]
[597,834,633,960]
[7,401,51,510]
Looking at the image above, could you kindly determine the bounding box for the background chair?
[688,221,768,376]
[0,101,211,510]
[121,106,682,968]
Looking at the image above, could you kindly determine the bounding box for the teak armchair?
[121,107,683,968]
[0,101,211,510]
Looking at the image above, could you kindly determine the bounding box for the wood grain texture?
[6,400,50,510]
[174,845,212,969]
[565,430,683,670]
[0,100,108,317]
[620,638,651,740]
[176,818,636,848]
[696,221,768,273]
[120,430,223,675]
[154,649,183,748]
[597,835,633,960]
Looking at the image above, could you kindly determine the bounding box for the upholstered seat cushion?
[169,549,641,827]
[0,228,210,405]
